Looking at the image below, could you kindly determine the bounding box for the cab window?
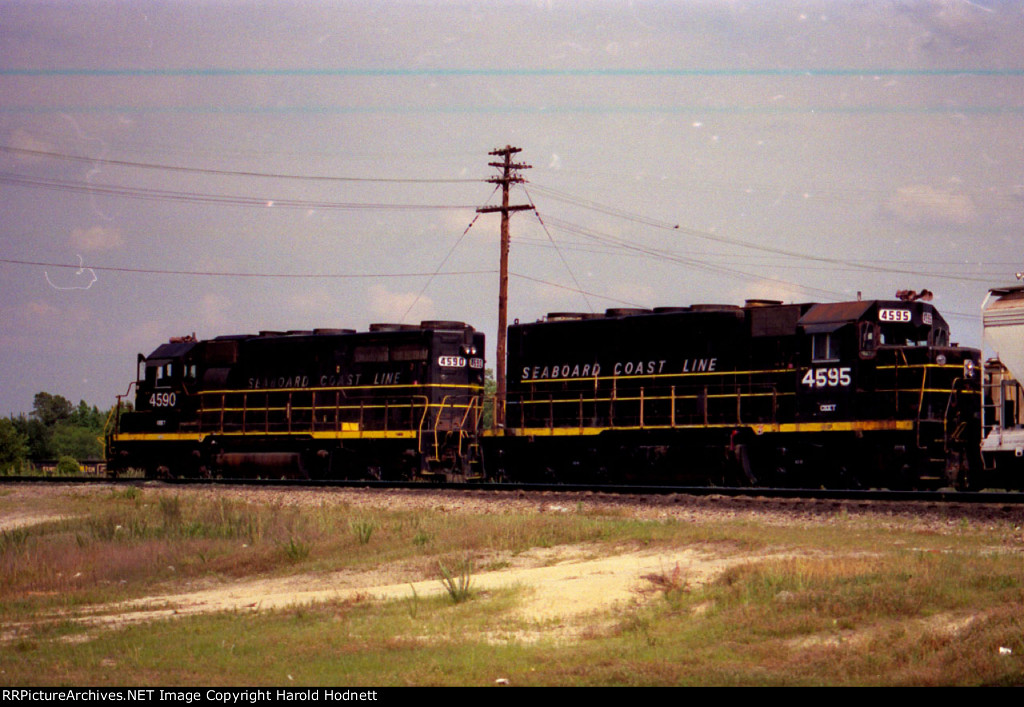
[148,361,176,388]
[858,322,877,355]
[812,333,840,362]
[879,325,929,347]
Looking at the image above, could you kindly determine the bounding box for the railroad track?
[4,474,1024,506]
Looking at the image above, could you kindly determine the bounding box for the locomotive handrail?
[414,395,433,452]
[430,394,478,434]
[182,388,439,438]
[103,381,136,459]
[941,377,968,453]
[426,394,481,462]
[511,380,788,431]
[105,381,136,436]
[916,366,928,422]
[193,382,483,395]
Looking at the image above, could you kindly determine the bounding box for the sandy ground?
[0,511,72,532]
[0,485,789,643]
[4,483,1020,645]
[75,545,761,630]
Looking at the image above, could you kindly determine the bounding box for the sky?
[1,0,1023,415]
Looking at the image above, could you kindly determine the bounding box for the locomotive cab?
[137,336,202,423]
[107,335,199,476]
[796,298,980,488]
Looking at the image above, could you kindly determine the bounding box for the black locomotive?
[492,296,982,490]
[107,293,985,489]
[107,321,486,480]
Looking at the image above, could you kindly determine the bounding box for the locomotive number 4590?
[801,367,852,388]
[149,392,177,407]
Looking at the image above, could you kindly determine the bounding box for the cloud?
[0,300,94,346]
[288,287,337,317]
[883,185,976,227]
[6,129,55,163]
[70,226,123,251]
[25,300,61,319]
[900,0,996,55]
[369,284,435,323]
[729,280,807,305]
[197,293,233,330]
[603,281,656,308]
[439,208,481,237]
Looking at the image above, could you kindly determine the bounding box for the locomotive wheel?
[717,442,757,487]
[824,463,864,490]
[888,463,919,491]
[951,453,980,492]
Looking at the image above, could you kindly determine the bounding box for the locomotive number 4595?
[801,367,852,388]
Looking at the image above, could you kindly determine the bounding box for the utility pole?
[477,145,532,431]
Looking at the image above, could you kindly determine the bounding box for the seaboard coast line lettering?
[521,357,717,381]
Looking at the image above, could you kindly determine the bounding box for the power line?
[7,67,1024,77]
[522,187,593,313]
[0,257,496,280]
[0,144,481,184]
[538,214,846,300]
[400,192,496,322]
[509,271,645,308]
[0,173,479,211]
[527,185,1002,285]
[514,237,1012,271]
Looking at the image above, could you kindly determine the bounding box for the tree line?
[0,392,124,473]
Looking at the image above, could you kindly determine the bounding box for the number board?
[879,309,911,323]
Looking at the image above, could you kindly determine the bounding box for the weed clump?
[350,519,375,545]
[639,562,689,609]
[281,537,311,562]
[439,557,473,603]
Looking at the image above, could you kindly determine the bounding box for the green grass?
[0,485,1022,685]
[438,557,474,603]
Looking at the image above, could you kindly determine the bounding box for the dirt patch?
[785,610,982,652]
[0,512,71,532]
[41,544,766,645]
[4,482,1019,648]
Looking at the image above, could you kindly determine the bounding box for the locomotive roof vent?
[690,304,742,312]
[286,330,314,336]
[545,312,605,321]
[420,320,467,331]
[604,308,652,317]
[652,306,692,314]
[369,323,420,332]
[313,328,357,336]
[744,299,783,308]
[258,330,286,337]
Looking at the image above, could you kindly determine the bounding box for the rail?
[428,394,484,462]
[181,389,438,437]
[509,380,787,431]
[104,381,136,448]
[508,360,976,436]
